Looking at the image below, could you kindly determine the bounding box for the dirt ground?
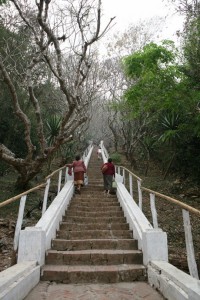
[0,157,200,276]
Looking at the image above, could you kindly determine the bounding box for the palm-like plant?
[158,112,181,178]
[159,112,180,145]
[46,115,61,146]
[45,115,62,172]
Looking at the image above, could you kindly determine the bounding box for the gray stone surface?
[25,281,165,300]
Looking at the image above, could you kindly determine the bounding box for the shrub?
[110,152,121,165]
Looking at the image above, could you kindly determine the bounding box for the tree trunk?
[12,156,48,189]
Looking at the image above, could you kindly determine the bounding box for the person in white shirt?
[97,147,102,159]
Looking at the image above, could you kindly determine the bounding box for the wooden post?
[13,195,27,251]
[150,193,158,229]
[182,209,199,279]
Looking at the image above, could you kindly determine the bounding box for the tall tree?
[122,39,200,177]
[0,0,114,187]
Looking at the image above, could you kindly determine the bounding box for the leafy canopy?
[122,41,190,117]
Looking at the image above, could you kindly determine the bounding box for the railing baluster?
[57,169,62,194]
[129,173,133,197]
[64,166,68,183]
[182,209,199,279]
[150,193,158,229]
[42,178,50,215]
[137,179,143,210]
[117,166,120,174]
[13,195,27,251]
[123,168,125,184]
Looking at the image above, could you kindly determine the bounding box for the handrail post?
[13,195,27,251]
[117,166,120,174]
[129,173,133,197]
[182,209,199,279]
[57,169,62,194]
[150,193,158,229]
[123,168,125,184]
[137,179,143,210]
[64,166,68,183]
[42,178,50,215]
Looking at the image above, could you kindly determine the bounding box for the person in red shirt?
[101,158,115,196]
[67,155,87,194]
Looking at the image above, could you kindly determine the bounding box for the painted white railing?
[18,142,93,263]
[100,141,200,300]
[0,142,93,252]
[100,142,166,264]
[0,142,93,300]
[141,187,200,280]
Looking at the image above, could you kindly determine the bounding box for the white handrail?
[100,141,200,280]
[0,143,94,256]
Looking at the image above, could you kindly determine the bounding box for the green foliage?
[120,39,200,179]
[158,112,181,145]
[63,141,80,163]
[122,41,175,79]
[142,135,158,155]
[110,152,121,164]
[46,115,62,146]
[122,41,188,119]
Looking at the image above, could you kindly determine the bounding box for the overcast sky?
[101,0,184,42]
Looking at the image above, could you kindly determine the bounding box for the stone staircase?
[41,148,147,283]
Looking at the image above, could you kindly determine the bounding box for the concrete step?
[45,249,143,265]
[69,199,118,206]
[62,216,127,223]
[60,223,129,231]
[73,194,117,200]
[69,201,120,207]
[41,264,147,283]
[51,239,138,251]
[81,188,105,193]
[67,206,122,213]
[56,230,133,240]
[65,211,124,218]
[83,184,104,187]
[86,183,104,186]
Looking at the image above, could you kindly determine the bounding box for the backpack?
[101,164,108,174]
